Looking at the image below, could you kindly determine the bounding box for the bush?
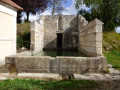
[17,30,30,49]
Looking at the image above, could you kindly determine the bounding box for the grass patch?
[0,79,98,90]
[103,50,120,69]
[17,23,30,35]
[103,31,120,51]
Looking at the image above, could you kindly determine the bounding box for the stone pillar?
[30,15,44,52]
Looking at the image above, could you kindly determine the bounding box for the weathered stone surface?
[44,15,78,50]
[5,56,107,74]
[109,68,120,76]
[30,15,103,57]
[30,16,44,52]
[78,17,103,57]
[107,64,113,68]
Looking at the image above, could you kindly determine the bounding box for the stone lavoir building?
[6,14,107,74]
[31,15,103,57]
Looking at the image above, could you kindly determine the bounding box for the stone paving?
[0,72,119,81]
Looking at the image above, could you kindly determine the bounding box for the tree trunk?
[52,7,55,15]
[26,12,29,22]
[52,0,56,15]
[52,4,55,15]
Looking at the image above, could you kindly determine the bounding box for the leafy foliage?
[17,30,30,49]
[12,0,48,21]
[76,0,120,31]
[17,11,22,23]
[17,23,30,50]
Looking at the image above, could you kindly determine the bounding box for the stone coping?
[7,51,105,58]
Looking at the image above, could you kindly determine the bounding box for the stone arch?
[58,16,63,30]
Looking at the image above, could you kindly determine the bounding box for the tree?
[76,0,120,31]
[12,0,48,21]
[48,0,67,15]
[17,11,22,23]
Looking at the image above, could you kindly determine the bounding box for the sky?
[115,27,120,33]
[23,0,90,22]
[22,0,120,33]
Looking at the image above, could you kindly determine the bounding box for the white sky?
[115,27,120,33]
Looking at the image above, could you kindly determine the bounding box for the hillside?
[103,31,120,51]
[17,22,30,35]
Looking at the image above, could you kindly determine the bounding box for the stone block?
[88,33,96,42]
[5,57,15,64]
[109,68,120,76]
[96,47,102,55]
[107,64,112,68]
[96,42,102,48]
[101,57,107,71]
[96,33,102,41]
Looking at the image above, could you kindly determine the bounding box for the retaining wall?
[5,56,107,74]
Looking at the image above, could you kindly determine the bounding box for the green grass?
[103,50,120,69]
[103,31,120,51]
[103,32,120,70]
[0,79,98,90]
[17,23,30,35]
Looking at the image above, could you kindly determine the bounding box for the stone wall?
[78,15,103,57]
[6,56,51,73]
[44,15,78,50]
[30,15,104,56]
[43,15,58,50]
[5,56,107,74]
[56,56,107,74]
[31,15,44,52]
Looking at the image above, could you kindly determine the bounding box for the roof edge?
[0,0,23,11]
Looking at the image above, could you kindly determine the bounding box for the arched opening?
[58,16,63,30]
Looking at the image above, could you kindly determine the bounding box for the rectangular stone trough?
[5,52,107,74]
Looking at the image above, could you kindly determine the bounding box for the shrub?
[17,30,30,50]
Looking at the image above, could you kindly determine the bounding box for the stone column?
[30,15,44,52]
